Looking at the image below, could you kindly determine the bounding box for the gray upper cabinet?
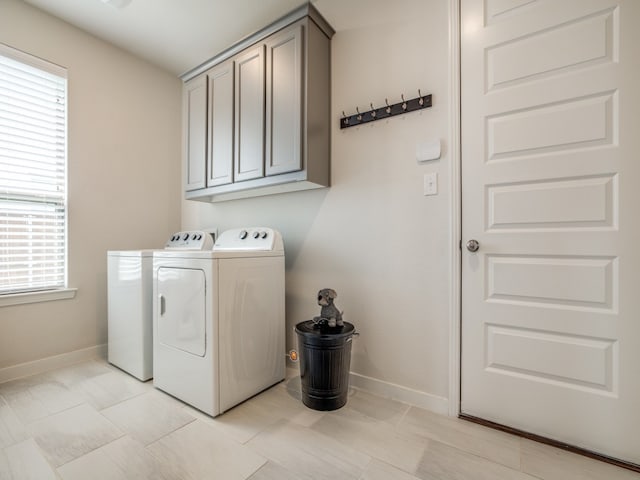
[207,60,234,187]
[265,23,303,177]
[182,4,333,202]
[234,45,265,182]
[184,75,207,191]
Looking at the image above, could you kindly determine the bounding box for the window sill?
[0,288,77,307]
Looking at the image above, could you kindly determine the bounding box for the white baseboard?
[0,344,107,384]
[349,372,449,415]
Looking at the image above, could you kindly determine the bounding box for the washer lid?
[107,249,157,257]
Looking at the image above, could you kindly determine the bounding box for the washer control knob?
[253,231,260,239]
[239,230,248,240]
[260,231,268,239]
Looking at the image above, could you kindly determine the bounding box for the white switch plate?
[424,173,438,196]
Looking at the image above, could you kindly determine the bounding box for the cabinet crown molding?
[181,3,334,82]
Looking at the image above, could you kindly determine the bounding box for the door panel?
[461,0,640,464]
[486,175,617,230]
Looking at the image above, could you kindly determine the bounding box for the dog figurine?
[313,288,344,328]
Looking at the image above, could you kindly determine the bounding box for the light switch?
[424,173,438,196]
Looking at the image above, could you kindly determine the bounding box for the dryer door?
[157,267,206,357]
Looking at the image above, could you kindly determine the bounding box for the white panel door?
[461,0,640,464]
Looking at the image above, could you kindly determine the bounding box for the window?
[0,44,68,296]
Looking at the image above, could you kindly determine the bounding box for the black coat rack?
[340,91,432,129]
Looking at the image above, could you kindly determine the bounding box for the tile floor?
[0,359,638,479]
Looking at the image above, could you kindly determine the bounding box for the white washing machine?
[152,227,285,416]
[107,231,214,381]
[107,250,155,381]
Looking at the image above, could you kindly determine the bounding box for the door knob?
[466,239,480,252]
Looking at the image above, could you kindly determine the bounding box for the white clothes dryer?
[152,227,285,416]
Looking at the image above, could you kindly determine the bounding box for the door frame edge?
[448,0,462,418]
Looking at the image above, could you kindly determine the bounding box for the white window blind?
[0,45,68,295]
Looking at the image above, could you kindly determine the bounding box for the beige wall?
[183,0,453,407]
[0,0,182,368]
[0,0,453,409]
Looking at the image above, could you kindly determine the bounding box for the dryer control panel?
[164,231,214,250]
[214,227,277,251]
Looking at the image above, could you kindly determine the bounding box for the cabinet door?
[183,75,207,191]
[207,61,234,187]
[265,24,303,176]
[234,45,265,182]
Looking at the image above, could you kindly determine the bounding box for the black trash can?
[295,320,355,411]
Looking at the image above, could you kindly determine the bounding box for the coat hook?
[340,90,431,129]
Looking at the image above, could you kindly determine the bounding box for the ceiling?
[21,0,315,76]
[19,0,420,77]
